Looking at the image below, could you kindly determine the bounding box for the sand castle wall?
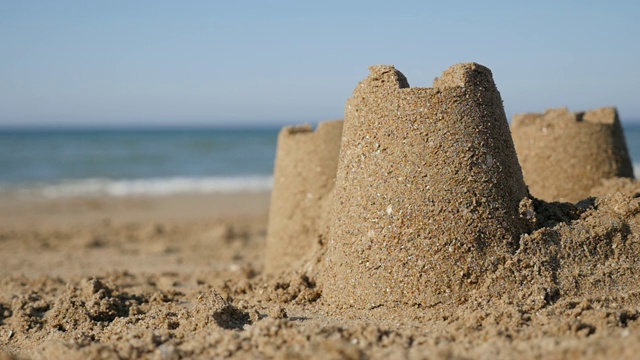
[511,107,634,203]
[321,63,529,309]
[265,120,343,275]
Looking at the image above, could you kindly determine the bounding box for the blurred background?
[1,0,638,196]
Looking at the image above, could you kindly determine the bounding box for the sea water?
[0,124,639,198]
[626,124,640,177]
[0,127,279,197]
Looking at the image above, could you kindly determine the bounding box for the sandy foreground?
[1,190,640,359]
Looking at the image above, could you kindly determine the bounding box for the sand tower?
[321,63,529,309]
[511,107,633,203]
[265,120,343,275]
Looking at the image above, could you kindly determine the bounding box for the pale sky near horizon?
[1,0,639,127]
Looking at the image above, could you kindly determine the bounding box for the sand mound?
[477,192,640,309]
[511,107,634,202]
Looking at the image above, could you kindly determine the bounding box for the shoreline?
[0,175,274,199]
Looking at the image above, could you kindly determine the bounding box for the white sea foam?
[3,176,273,198]
[2,163,639,199]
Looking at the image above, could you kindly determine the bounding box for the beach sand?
[1,186,640,359]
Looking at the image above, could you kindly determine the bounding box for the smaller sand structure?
[321,63,529,309]
[265,120,343,275]
[511,107,634,203]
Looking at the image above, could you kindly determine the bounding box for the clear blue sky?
[1,0,639,127]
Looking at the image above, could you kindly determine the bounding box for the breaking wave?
[0,176,273,198]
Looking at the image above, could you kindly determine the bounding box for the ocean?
[0,127,279,197]
[1,124,639,198]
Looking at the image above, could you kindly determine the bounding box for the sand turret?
[265,120,343,275]
[321,63,529,309]
[511,107,633,203]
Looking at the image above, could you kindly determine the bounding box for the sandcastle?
[265,120,343,275]
[320,63,530,309]
[511,107,634,203]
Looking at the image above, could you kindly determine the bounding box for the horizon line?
[2,119,640,131]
